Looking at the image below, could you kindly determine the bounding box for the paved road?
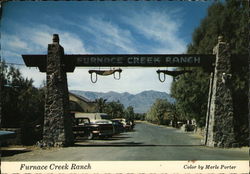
[2,122,248,161]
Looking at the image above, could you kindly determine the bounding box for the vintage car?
[90,119,115,138]
[73,112,112,121]
[123,120,135,131]
[112,118,135,131]
[72,116,114,140]
[111,119,125,134]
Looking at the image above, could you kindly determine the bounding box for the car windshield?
[93,120,112,124]
[77,118,89,125]
[100,114,111,120]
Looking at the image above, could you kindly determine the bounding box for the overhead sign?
[72,54,214,67]
[22,54,215,72]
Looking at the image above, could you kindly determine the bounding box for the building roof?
[69,92,94,103]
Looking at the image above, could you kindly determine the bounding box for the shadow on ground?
[1,149,31,157]
[75,133,132,142]
[74,141,203,147]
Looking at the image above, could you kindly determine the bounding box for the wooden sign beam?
[22,54,215,72]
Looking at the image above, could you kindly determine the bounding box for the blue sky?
[1,1,213,94]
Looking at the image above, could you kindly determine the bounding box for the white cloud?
[19,67,46,88]
[2,24,88,56]
[121,10,186,53]
[76,17,137,54]
[3,34,29,51]
[24,25,88,54]
[28,30,51,50]
[60,32,87,54]
[2,50,20,59]
[90,18,136,53]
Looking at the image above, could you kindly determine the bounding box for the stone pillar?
[43,34,74,147]
[204,36,235,147]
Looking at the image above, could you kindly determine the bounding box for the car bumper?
[98,130,114,136]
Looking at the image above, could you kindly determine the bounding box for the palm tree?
[95,98,107,113]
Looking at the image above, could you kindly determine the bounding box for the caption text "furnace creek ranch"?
[20,163,91,171]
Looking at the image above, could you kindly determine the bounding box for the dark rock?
[204,36,235,147]
[42,34,74,147]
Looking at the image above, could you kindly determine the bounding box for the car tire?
[87,132,94,140]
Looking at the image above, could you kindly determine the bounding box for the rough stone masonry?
[42,34,74,147]
[204,36,235,147]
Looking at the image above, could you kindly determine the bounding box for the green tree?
[95,98,107,113]
[171,69,209,127]
[146,99,170,125]
[167,103,180,127]
[0,61,45,145]
[134,113,145,121]
[171,0,248,144]
[104,100,124,119]
[124,106,135,121]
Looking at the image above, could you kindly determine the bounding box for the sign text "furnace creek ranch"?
[76,56,201,66]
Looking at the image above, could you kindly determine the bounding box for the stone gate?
[22,34,236,147]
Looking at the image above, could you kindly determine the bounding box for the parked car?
[126,120,135,131]
[90,119,115,138]
[111,119,125,134]
[113,118,135,131]
[73,112,112,121]
[72,116,114,140]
